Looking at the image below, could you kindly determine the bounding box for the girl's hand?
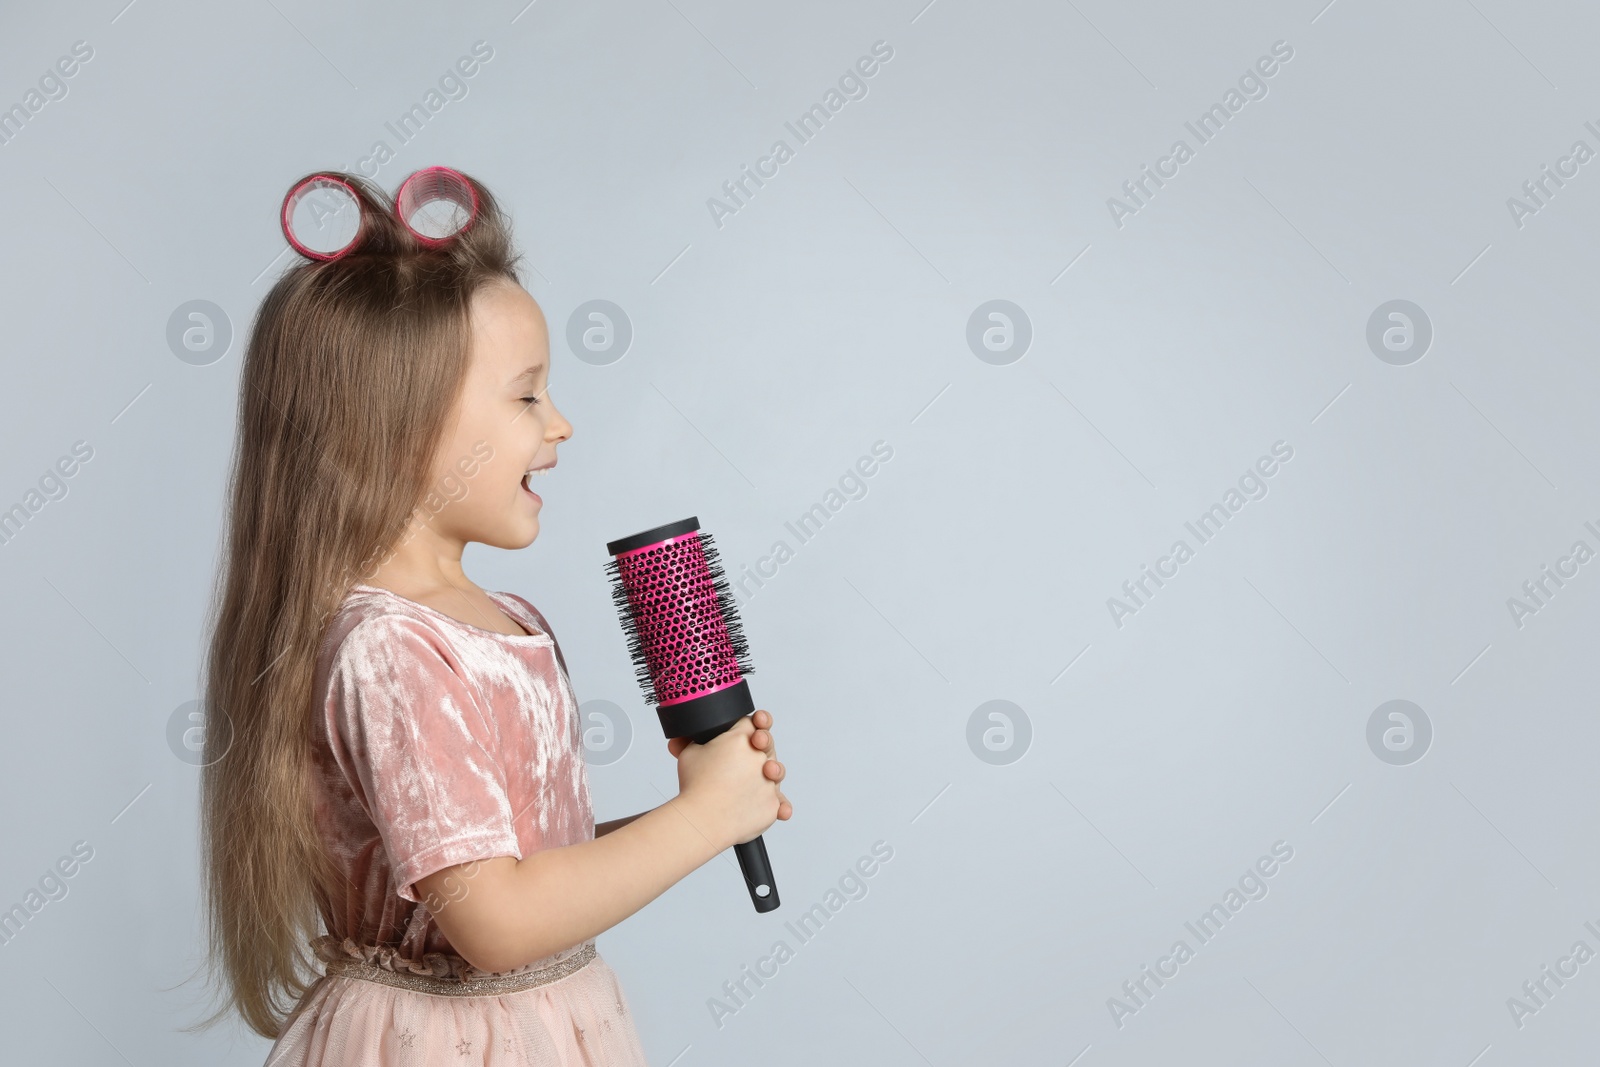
[668,709,791,822]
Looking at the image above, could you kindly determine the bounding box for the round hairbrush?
[604,516,780,913]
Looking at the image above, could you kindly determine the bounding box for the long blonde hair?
[189,169,523,1039]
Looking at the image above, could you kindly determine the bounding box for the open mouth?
[522,461,554,499]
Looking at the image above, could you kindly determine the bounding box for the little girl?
[192,168,790,1065]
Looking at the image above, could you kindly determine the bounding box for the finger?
[667,737,689,758]
[752,709,771,729]
[749,728,771,751]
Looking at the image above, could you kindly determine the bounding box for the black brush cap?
[606,516,700,556]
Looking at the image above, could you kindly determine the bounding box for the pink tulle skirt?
[264,947,649,1066]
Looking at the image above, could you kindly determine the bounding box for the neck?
[364,525,474,600]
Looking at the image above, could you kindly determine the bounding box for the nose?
[547,392,573,443]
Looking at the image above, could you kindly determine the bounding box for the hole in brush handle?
[736,836,780,913]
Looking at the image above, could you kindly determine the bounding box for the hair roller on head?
[280,173,368,262]
[394,166,481,248]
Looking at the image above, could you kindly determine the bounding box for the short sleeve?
[327,614,522,904]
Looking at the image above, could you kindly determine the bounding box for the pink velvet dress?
[264,584,649,1066]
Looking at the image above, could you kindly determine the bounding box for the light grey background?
[1,0,1596,1064]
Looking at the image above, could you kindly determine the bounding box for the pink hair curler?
[393,166,480,247]
[280,174,366,262]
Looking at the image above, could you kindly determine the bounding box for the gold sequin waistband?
[313,937,597,997]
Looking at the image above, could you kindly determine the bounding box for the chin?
[510,518,541,549]
[477,519,541,551]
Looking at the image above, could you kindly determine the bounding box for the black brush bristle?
[603,530,755,706]
[602,554,657,702]
[699,533,755,677]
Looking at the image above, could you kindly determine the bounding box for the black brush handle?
[735,836,780,913]
[687,711,780,912]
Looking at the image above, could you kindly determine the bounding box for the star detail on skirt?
[397,1029,416,1048]
[456,1038,473,1055]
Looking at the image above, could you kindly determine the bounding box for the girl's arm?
[418,793,727,973]
[417,715,781,974]
[594,812,648,837]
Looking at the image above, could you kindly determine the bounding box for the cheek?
[438,443,510,510]
[474,448,522,497]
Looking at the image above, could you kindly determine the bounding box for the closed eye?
[521,396,543,406]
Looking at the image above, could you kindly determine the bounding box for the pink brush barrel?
[604,517,756,743]
[605,516,778,912]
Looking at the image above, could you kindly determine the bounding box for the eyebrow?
[510,363,546,384]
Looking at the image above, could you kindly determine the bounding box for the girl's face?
[425,279,572,551]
